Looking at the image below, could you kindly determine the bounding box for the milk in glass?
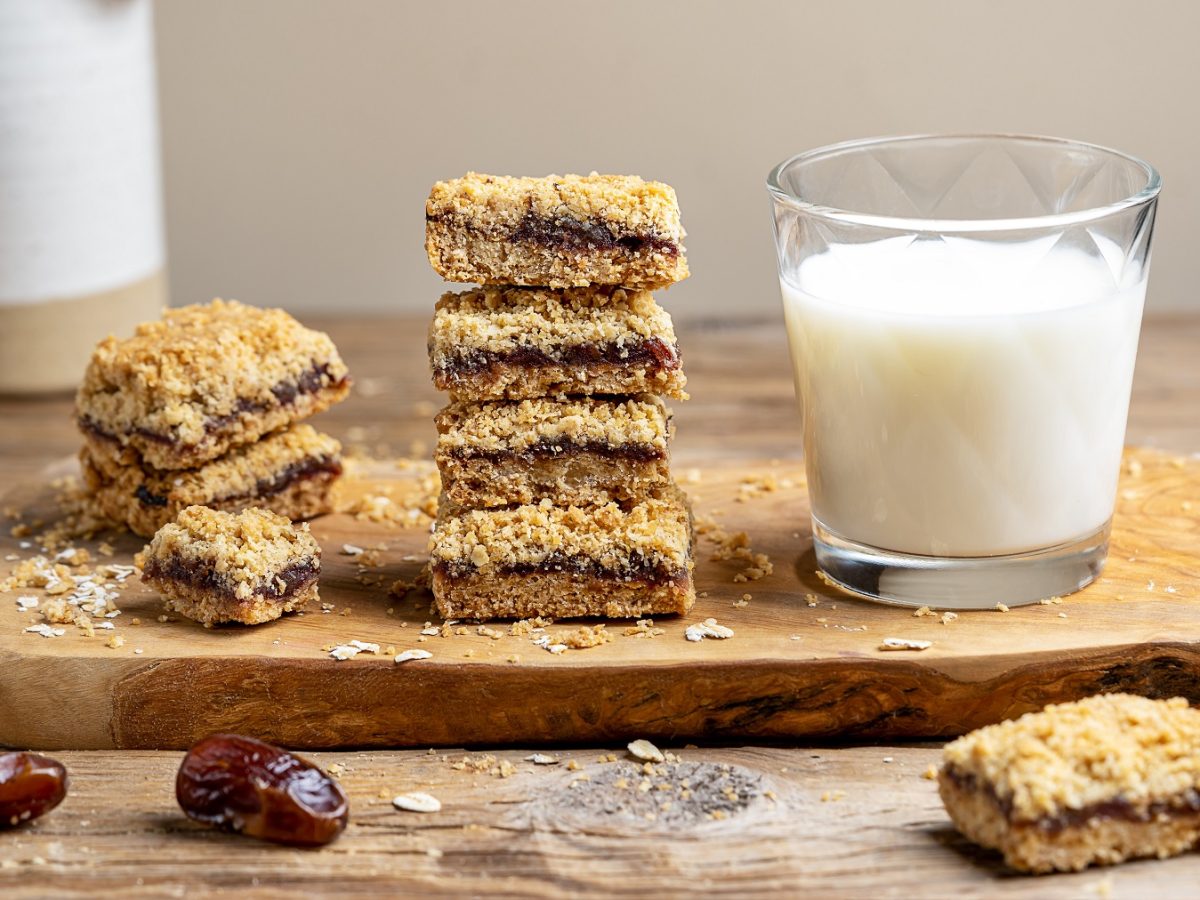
[782,236,1144,557]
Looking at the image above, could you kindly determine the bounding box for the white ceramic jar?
[0,0,166,393]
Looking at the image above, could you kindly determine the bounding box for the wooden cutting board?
[1,448,1197,750]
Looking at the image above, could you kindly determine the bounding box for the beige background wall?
[155,0,1198,317]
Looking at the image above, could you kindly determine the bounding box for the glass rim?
[766,133,1162,234]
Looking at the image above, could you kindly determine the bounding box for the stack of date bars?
[424,172,696,620]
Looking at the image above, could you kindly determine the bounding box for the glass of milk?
[768,135,1160,608]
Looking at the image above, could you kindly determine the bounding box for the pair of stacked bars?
[76,300,351,540]
[423,172,696,620]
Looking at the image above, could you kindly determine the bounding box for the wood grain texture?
[1,745,1197,898]
[2,448,1196,750]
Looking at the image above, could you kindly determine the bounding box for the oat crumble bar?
[426,172,688,289]
[77,299,351,470]
[435,396,672,508]
[430,486,695,619]
[938,693,1200,873]
[429,286,685,401]
[81,424,342,537]
[141,506,321,625]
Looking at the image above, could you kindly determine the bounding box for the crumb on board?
[879,637,932,652]
[394,648,433,664]
[693,514,774,583]
[685,618,734,642]
[628,739,665,763]
[623,618,665,638]
[392,792,441,813]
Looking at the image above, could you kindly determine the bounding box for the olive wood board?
[1,448,1197,750]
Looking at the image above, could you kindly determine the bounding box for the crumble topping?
[142,506,319,601]
[431,488,691,576]
[427,172,686,245]
[430,286,679,361]
[942,694,1200,821]
[76,299,350,464]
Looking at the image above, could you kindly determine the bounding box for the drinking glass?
[767,134,1160,608]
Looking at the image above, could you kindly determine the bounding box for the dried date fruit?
[176,734,348,846]
[0,752,68,828]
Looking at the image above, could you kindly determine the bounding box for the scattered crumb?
[546,624,612,650]
[940,612,958,625]
[685,618,734,642]
[525,753,559,766]
[922,764,938,780]
[623,618,665,638]
[913,606,934,618]
[394,648,433,664]
[23,623,65,638]
[392,792,441,813]
[879,637,932,652]
[509,616,553,637]
[694,514,774,583]
[329,640,380,661]
[628,740,665,763]
[448,754,517,779]
[995,603,1009,613]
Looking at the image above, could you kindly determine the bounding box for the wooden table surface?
[2,313,1198,898]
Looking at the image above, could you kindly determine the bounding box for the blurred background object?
[0,0,166,394]
[153,0,1197,317]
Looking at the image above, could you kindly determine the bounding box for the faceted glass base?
[812,518,1110,610]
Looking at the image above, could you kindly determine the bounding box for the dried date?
[176,734,348,846]
[0,752,68,828]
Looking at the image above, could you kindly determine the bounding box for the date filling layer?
[132,456,343,509]
[434,551,688,585]
[944,766,1200,834]
[79,361,349,449]
[447,440,664,464]
[434,337,680,380]
[429,211,680,257]
[144,557,319,604]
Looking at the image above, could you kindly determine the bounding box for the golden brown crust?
[425,172,688,289]
[438,452,671,509]
[431,485,693,577]
[938,769,1200,874]
[141,506,321,625]
[431,568,694,621]
[76,299,351,470]
[435,396,670,456]
[938,694,1200,873]
[942,694,1200,821]
[429,286,686,401]
[82,425,342,537]
[435,396,672,508]
[158,577,317,627]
